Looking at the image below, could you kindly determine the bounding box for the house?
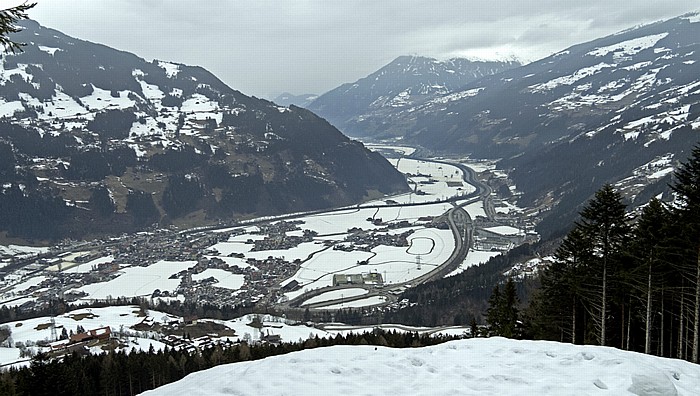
[261,332,282,345]
[69,326,112,343]
[281,279,300,292]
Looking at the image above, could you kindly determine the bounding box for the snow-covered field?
[142,337,700,396]
[482,225,523,236]
[281,226,455,301]
[191,269,245,290]
[301,288,369,306]
[446,249,501,277]
[0,308,472,367]
[318,295,388,309]
[382,158,476,203]
[0,305,176,367]
[0,245,50,259]
[74,260,195,300]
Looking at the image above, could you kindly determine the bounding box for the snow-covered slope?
[142,338,700,396]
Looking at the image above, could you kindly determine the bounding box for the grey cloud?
[28,0,700,97]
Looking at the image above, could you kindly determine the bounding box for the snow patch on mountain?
[587,33,668,60]
[528,63,614,92]
[37,45,61,55]
[429,87,484,104]
[681,12,700,24]
[81,86,136,111]
[0,62,32,84]
[158,61,180,78]
[0,99,23,118]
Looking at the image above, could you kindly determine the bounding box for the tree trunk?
[601,257,607,346]
[679,292,685,360]
[621,303,625,349]
[645,261,652,354]
[626,302,631,351]
[692,245,700,363]
[661,288,665,357]
[572,297,576,344]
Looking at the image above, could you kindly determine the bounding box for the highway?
[275,155,491,312]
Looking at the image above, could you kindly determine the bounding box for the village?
[0,153,542,368]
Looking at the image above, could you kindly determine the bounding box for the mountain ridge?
[0,20,408,241]
[308,13,700,237]
[306,55,521,136]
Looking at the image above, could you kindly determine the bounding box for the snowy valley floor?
[142,337,700,396]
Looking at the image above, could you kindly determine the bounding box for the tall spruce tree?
[0,2,35,53]
[486,279,520,338]
[628,198,670,354]
[552,226,593,343]
[486,285,502,335]
[670,144,700,363]
[578,184,630,346]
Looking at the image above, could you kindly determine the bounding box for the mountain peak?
[307,54,520,133]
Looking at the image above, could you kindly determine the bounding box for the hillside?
[143,337,700,395]
[306,55,520,136]
[314,13,700,237]
[0,21,408,241]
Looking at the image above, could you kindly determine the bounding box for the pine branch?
[0,2,36,53]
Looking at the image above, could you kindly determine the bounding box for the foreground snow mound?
[142,338,700,396]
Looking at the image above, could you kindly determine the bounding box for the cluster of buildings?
[107,229,231,265]
[250,221,317,252]
[340,229,414,253]
[48,326,113,356]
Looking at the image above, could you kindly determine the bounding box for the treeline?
[525,145,700,363]
[0,329,459,396]
[0,298,257,327]
[381,242,542,327]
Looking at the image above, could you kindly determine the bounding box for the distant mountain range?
[309,13,700,237]
[0,21,408,241]
[306,55,521,136]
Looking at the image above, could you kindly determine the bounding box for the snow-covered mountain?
[315,13,700,237]
[0,21,408,240]
[306,55,520,136]
[142,337,700,396]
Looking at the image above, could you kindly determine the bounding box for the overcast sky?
[20,0,700,99]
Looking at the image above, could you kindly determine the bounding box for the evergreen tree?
[89,186,116,216]
[500,278,520,338]
[162,174,205,217]
[578,184,630,346]
[670,144,700,363]
[627,198,671,354]
[486,285,501,335]
[126,189,160,226]
[485,279,520,338]
[0,2,35,53]
[552,226,592,343]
